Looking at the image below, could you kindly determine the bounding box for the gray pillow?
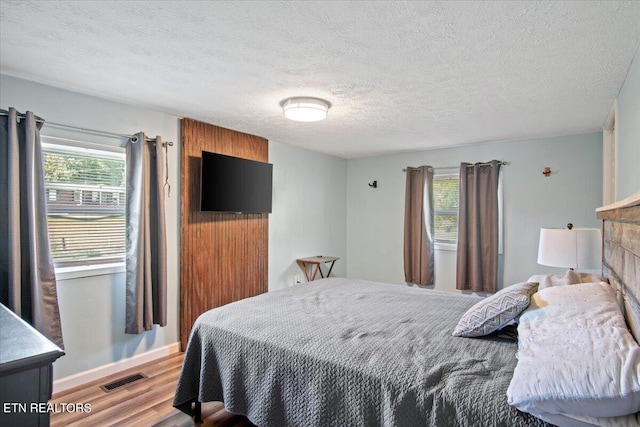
[452,281,539,337]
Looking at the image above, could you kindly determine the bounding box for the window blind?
[433,175,459,243]
[42,142,126,265]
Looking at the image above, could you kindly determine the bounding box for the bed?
[174,195,640,426]
[174,278,546,426]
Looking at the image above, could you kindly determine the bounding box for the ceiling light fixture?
[281,97,330,122]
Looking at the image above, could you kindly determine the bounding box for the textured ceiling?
[1,1,639,158]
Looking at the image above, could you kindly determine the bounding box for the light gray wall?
[346,133,603,293]
[616,49,640,200]
[269,141,347,290]
[1,74,349,379]
[0,70,610,375]
[0,74,181,379]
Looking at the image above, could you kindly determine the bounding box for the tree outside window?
[42,142,125,266]
[433,174,459,244]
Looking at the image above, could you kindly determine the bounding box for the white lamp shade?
[537,228,601,269]
[281,97,329,122]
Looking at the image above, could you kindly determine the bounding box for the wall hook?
[368,180,378,188]
[543,167,551,177]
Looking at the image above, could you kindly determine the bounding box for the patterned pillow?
[452,281,539,337]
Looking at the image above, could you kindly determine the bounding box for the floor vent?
[100,373,147,392]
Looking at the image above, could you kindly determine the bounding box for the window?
[433,174,459,244]
[42,141,126,267]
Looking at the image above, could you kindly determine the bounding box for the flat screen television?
[200,151,273,214]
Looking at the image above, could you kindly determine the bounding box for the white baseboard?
[53,342,180,395]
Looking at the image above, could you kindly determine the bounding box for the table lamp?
[537,223,601,270]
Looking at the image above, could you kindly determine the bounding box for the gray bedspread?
[174,278,548,427]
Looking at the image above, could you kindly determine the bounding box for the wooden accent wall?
[180,119,268,351]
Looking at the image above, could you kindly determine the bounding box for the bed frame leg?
[194,401,202,423]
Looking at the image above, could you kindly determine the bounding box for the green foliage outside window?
[433,175,459,243]
[44,152,124,186]
[42,144,126,264]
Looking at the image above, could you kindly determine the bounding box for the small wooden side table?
[296,256,339,282]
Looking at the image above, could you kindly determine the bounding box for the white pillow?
[507,282,640,419]
[527,270,607,290]
[534,411,640,427]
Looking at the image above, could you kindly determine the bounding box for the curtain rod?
[0,110,174,147]
[403,161,508,172]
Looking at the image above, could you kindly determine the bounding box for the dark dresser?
[0,303,64,427]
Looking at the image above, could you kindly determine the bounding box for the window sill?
[435,242,457,251]
[55,262,125,280]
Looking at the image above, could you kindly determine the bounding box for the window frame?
[41,135,127,279]
[432,172,459,250]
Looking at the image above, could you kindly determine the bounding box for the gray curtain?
[403,166,435,286]
[456,160,502,293]
[125,133,167,334]
[0,108,64,348]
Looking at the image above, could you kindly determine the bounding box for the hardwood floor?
[50,352,254,427]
